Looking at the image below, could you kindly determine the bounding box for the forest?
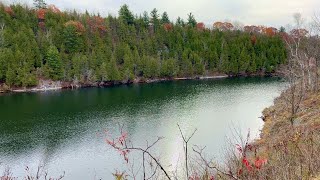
[0,1,287,87]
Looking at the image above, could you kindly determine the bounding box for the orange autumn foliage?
[213,22,233,31]
[37,9,46,20]
[251,35,257,45]
[244,25,278,36]
[264,27,278,36]
[65,21,86,35]
[87,16,107,34]
[163,23,173,31]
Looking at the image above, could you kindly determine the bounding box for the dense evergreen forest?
[0,2,287,87]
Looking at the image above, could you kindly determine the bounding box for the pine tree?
[46,45,62,80]
[0,48,11,81]
[220,42,230,74]
[142,11,149,27]
[161,12,170,24]
[180,49,193,76]
[122,51,135,81]
[187,13,197,27]
[239,49,250,73]
[108,55,121,81]
[208,48,218,71]
[144,57,160,78]
[161,58,177,77]
[176,17,185,26]
[192,53,204,75]
[63,26,81,54]
[248,52,257,73]
[119,4,134,25]
[136,55,147,77]
[150,8,159,31]
[6,64,16,87]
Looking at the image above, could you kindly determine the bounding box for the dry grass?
[222,89,320,180]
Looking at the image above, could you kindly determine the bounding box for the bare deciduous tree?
[281,13,320,125]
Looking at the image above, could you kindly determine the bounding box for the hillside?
[253,88,320,179]
[0,3,287,90]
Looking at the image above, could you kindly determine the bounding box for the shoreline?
[1,75,230,94]
[0,72,280,94]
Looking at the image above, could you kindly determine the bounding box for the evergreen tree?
[0,3,287,87]
[239,49,250,72]
[248,52,257,73]
[161,12,170,24]
[46,45,62,80]
[63,26,81,54]
[187,13,197,27]
[6,64,16,87]
[0,48,11,81]
[220,42,230,73]
[122,50,135,81]
[144,57,160,78]
[150,8,160,30]
[108,55,121,81]
[119,4,134,25]
[142,11,149,27]
[193,53,205,75]
[176,17,185,26]
[161,58,177,77]
[180,49,193,76]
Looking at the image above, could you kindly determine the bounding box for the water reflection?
[0,77,285,179]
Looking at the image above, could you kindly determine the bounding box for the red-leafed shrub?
[254,157,267,169]
[87,16,107,34]
[265,27,278,36]
[5,7,14,16]
[37,9,46,20]
[196,22,205,31]
[65,21,86,35]
[163,23,173,31]
[213,22,233,31]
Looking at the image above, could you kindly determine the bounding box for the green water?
[0,77,284,179]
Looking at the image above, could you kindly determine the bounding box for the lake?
[0,77,285,179]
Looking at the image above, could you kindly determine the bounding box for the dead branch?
[192,145,238,180]
[177,123,197,179]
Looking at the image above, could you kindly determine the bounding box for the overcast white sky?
[7,0,320,28]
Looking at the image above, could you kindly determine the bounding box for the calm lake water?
[0,77,285,179]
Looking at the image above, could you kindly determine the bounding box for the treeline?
[0,2,287,87]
